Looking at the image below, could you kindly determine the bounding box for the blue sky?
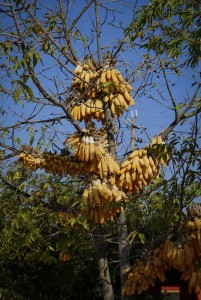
[0,0,200,205]
[0,1,201,209]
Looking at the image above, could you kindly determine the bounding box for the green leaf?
[176,102,185,113]
[16,80,34,100]
[80,35,86,43]
[43,183,49,190]
[138,233,145,244]
[13,87,22,101]
[13,137,22,146]
[127,230,138,246]
[73,30,79,41]
[48,245,55,251]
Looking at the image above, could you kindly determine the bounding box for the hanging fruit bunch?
[118,135,169,194]
[64,131,106,163]
[63,129,124,223]
[81,179,126,223]
[69,59,134,122]
[18,59,170,225]
[58,250,71,262]
[63,129,120,179]
[19,150,87,175]
[122,211,201,297]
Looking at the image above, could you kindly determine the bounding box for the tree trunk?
[104,103,131,299]
[117,211,132,300]
[93,226,114,300]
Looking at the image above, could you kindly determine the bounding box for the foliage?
[0,163,103,299]
[126,0,201,67]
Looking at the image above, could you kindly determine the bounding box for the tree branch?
[0,115,67,131]
[95,0,101,65]
[21,1,78,66]
[59,0,80,63]
[160,59,177,118]
[161,83,201,140]
[68,0,96,33]
[0,175,30,198]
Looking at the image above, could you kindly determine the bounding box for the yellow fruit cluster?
[64,132,120,180]
[70,62,134,121]
[70,99,105,123]
[72,62,97,91]
[186,217,201,257]
[81,179,126,223]
[63,132,82,148]
[122,216,201,296]
[19,152,86,175]
[59,250,71,262]
[73,136,106,162]
[81,203,124,224]
[160,239,194,273]
[64,132,106,162]
[98,153,120,179]
[82,179,126,206]
[122,259,166,295]
[188,270,201,295]
[118,136,167,194]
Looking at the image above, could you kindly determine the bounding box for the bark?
[91,103,115,300]
[117,211,131,300]
[104,103,131,299]
[93,226,114,300]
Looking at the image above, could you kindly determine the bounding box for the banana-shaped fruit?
[74,64,83,74]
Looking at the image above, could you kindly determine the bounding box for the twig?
[20,1,78,66]
[59,0,80,63]
[95,0,101,65]
[68,0,96,33]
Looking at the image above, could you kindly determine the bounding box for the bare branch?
[95,0,101,65]
[20,1,78,66]
[21,62,83,133]
[68,0,96,33]
[160,59,177,118]
[59,0,80,63]
[0,115,67,131]
[161,83,201,140]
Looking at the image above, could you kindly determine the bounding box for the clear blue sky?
[0,0,200,204]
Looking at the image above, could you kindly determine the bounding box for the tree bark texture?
[104,103,131,299]
[93,226,114,300]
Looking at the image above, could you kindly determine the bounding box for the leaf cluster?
[126,0,201,67]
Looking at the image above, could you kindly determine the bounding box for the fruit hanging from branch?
[18,60,171,227]
[118,135,169,194]
[81,178,126,224]
[122,213,201,297]
[69,60,135,122]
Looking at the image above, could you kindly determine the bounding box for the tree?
[0,0,200,299]
[126,0,201,67]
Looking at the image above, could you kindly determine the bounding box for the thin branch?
[0,115,67,131]
[0,175,30,198]
[95,0,101,65]
[160,59,177,118]
[68,0,96,33]
[59,0,80,63]
[20,1,78,66]
[0,142,18,154]
[161,83,201,140]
